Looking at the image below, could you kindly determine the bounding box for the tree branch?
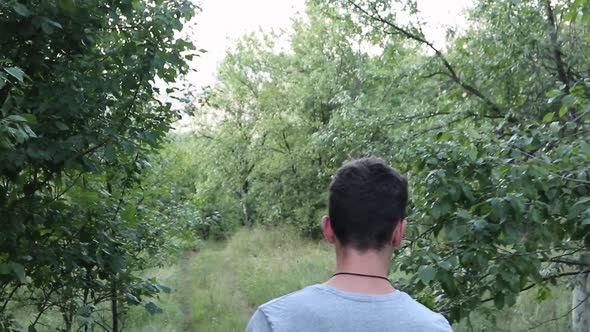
[347,0,502,115]
[481,269,590,304]
[548,258,590,267]
[543,0,570,93]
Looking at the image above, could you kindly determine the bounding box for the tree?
[194,7,370,236]
[319,0,590,327]
[0,0,197,330]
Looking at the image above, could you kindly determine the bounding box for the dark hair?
[328,157,408,251]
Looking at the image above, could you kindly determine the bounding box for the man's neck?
[324,246,396,295]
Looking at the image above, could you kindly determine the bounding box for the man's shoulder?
[258,284,322,312]
[254,285,453,331]
[395,292,453,329]
[396,291,444,314]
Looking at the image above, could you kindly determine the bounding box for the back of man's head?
[328,157,408,251]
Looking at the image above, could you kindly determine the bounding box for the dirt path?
[178,243,254,331]
[180,250,198,332]
[224,256,256,318]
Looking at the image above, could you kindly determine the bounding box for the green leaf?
[55,121,69,130]
[4,67,25,82]
[20,114,37,125]
[563,10,578,22]
[536,287,552,303]
[468,146,477,161]
[470,219,489,232]
[58,0,76,13]
[455,209,472,220]
[0,264,10,275]
[144,302,163,314]
[6,115,28,122]
[546,89,562,98]
[41,22,55,34]
[575,197,590,206]
[11,263,27,283]
[494,292,505,308]
[13,3,31,17]
[417,265,436,284]
[157,283,171,294]
[104,144,116,161]
[44,18,63,29]
[562,95,577,107]
[125,294,141,305]
[558,105,568,117]
[542,112,554,123]
[437,260,452,271]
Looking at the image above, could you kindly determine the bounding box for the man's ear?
[391,219,407,248]
[322,216,336,244]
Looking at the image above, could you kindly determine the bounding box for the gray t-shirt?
[246,284,453,332]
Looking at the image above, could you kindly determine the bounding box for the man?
[246,157,453,331]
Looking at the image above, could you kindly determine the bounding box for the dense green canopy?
[1,0,197,330]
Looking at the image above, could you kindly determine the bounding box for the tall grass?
[454,284,575,332]
[123,264,186,332]
[182,226,334,330]
[179,226,585,331]
[226,225,334,306]
[187,241,250,331]
[10,226,586,331]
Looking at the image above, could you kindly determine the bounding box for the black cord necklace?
[332,272,392,284]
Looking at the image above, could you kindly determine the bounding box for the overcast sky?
[169,0,472,130]
[184,0,472,90]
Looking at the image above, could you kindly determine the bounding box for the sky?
[184,0,472,91]
[187,0,306,89]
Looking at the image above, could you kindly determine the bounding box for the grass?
[144,226,585,332]
[123,264,186,332]
[226,225,334,306]
[183,225,334,330]
[142,226,585,332]
[121,225,334,331]
[187,241,250,331]
[8,226,588,331]
[453,284,575,332]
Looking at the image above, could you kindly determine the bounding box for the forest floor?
[180,250,198,332]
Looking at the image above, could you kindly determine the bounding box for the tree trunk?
[62,311,72,332]
[241,199,250,227]
[112,280,119,332]
[572,271,589,332]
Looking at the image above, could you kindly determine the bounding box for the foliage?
[0,0,197,330]
[188,0,590,326]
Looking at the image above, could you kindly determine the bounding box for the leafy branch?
[347,0,502,115]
